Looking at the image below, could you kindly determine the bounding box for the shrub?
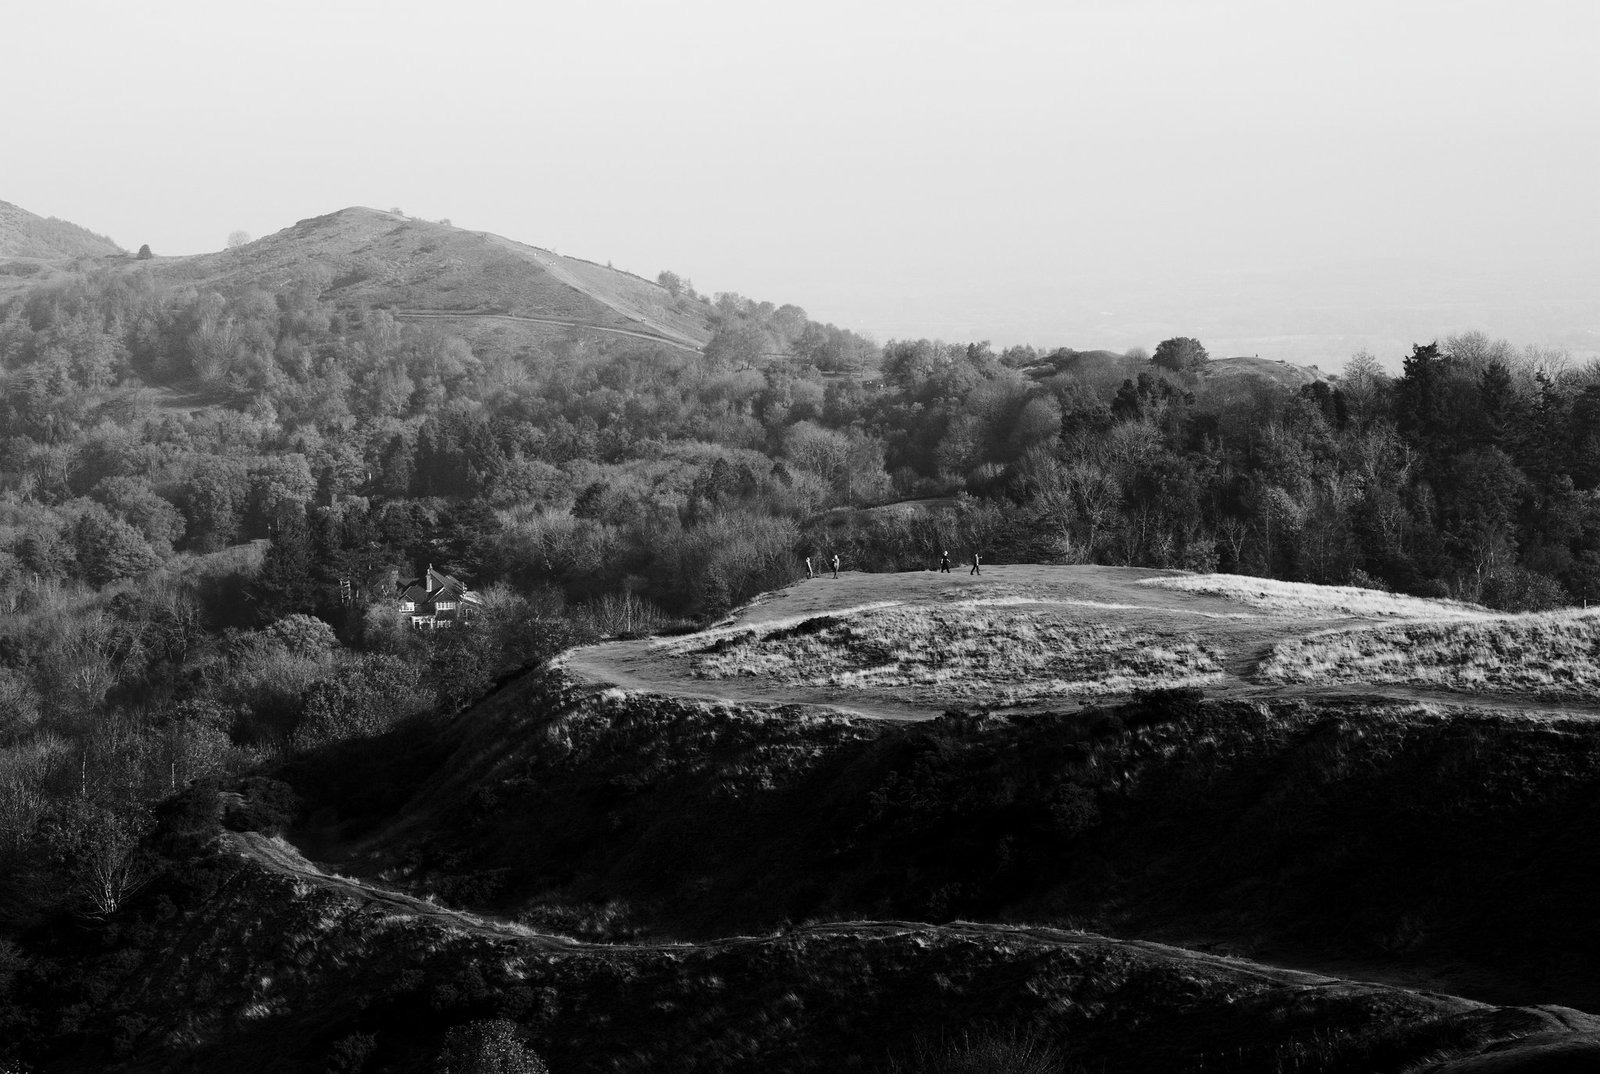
[884,1026,1067,1074]
[222,777,300,835]
[436,1019,548,1074]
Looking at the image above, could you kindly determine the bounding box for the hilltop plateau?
[562,566,1600,719]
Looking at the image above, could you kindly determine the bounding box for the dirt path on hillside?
[560,565,1600,722]
[224,829,1552,1013]
[477,233,705,349]
[223,831,580,949]
[394,309,702,353]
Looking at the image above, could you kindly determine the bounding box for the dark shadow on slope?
[283,673,1600,1012]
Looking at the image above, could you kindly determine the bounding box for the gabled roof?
[397,565,484,606]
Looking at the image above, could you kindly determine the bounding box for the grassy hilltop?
[150,207,715,351]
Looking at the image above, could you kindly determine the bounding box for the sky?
[4,0,1597,366]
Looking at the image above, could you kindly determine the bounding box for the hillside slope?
[1205,354,1325,388]
[287,669,1600,1012]
[151,207,711,350]
[32,831,1600,1073]
[0,198,123,258]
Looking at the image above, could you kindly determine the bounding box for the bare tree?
[71,816,150,919]
[225,229,251,250]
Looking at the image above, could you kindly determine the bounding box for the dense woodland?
[0,262,1598,1016]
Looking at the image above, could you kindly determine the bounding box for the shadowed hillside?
[17,823,1600,1073]
[288,670,1600,1012]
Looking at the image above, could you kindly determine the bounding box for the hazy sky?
[5,0,1597,364]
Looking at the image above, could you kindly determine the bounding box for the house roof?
[397,565,484,607]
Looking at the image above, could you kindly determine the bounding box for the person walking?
[805,555,814,579]
[831,553,841,579]
[969,551,982,576]
[939,550,951,573]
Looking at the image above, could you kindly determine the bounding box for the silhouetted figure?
[970,552,981,576]
[939,550,951,573]
[831,554,840,579]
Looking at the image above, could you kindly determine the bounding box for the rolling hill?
[1206,353,1326,388]
[264,570,1600,1025]
[560,565,1599,719]
[0,198,123,259]
[148,206,713,352]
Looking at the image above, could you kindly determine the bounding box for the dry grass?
[1139,574,1493,622]
[1262,608,1600,699]
[675,601,1223,706]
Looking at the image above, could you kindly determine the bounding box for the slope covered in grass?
[1138,573,1493,621]
[676,600,1224,704]
[154,207,713,346]
[566,566,1537,718]
[0,198,122,258]
[1263,609,1600,699]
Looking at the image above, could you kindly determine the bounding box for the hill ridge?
[147,205,714,350]
[0,198,123,258]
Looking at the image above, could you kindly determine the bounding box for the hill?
[28,824,1600,1072]
[0,198,123,259]
[149,206,712,352]
[560,566,1597,720]
[1205,354,1326,388]
[285,664,1600,1014]
[1022,349,1328,394]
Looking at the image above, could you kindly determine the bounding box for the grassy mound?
[1264,609,1600,700]
[677,602,1223,704]
[1138,573,1492,621]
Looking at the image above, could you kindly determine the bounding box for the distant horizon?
[5,0,1595,371]
[8,193,1594,373]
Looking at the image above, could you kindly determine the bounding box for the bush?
[436,1019,548,1074]
[222,777,300,835]
[1480,565,1568,613]
[885,1026,1066,1074]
